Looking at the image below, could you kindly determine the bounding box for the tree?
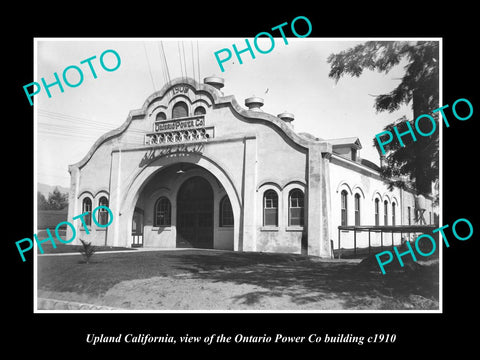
[38,192,49,210]
[327,41,439,196]
[47,187,68,210]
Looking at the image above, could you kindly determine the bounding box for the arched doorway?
[176,176,214,248]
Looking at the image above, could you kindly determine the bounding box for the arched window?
[194,106,206,116]
[263,190,278,226]
[219,195,234,227]
[172,101,188,118]
[154,197,171,227]
[82,197,92,226]
[289,189,304,226]
[375,198,380,226]
[341,190,348,226]
[384,200,388,225]
[354,193,361,226]
[98,196,109,225]
[392,202,396,226]
[156,112,167,121]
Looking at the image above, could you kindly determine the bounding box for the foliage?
[38,187,68,210]
[38,192,50,210]
[79,239,96,264]
[327,41,439,195]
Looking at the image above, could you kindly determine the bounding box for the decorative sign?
[145,115,214,145]
[154,117,205,132]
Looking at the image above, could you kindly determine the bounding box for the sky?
[35,38,415,188]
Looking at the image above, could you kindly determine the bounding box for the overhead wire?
[196,40,201,85]
[190,40,196,84]
[181,41,188,79]
[143,42,156,92]
[177,41,184,80]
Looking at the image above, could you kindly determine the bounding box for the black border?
[7,4,478,355]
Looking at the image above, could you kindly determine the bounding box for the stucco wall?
[70,77,441,258]
[329,154,436,250]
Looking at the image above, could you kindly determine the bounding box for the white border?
[33,37,443,314]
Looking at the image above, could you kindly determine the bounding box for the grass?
[38,242,136,254]
[37,209,68,229]
[37,250,439,309]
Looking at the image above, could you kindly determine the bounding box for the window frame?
[288,189,304,227]
[154,197,172,227]
[172,101,189,119]
[194,106,206,116]
[392,202,396,226]
[156,112,167,121]
[354,193,361,226]
[97,196,109,226]
[219,195,234,227]
[82,197,92,227]
[384,200,388,226]
[263,189,279,227]
[341,190,348,226]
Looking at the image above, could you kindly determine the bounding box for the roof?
[326,137,362,149]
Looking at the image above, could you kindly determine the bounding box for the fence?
[335,225,437,258]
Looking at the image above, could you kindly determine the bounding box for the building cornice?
[69,77,331,171]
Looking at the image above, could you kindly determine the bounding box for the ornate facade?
[67,76,436,257]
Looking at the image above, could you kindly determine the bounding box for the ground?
[36,247,439,311]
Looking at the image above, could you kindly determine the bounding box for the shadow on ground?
[179,256,438,309]
[37,250,439,310]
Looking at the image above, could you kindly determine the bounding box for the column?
[240,137,257,251]
[307,143,332,258]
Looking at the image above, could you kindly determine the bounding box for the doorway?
[176,176,214,248]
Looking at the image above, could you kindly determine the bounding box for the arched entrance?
[176,176,214,248]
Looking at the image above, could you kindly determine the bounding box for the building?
[66,76,437,257]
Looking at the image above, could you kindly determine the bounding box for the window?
[220,196,234,227]
[341,190,348,226]
[289,189,304,226]
[408,206,411,225]
[352,148,357,161]
[156,112,166,121]
[392,202,396,226]
[384,200,388,225]
[82,198,92,226]
[154,197,171,226]
[375,198,380,226]
[354,193,360,226]
[98,197,109,225]
[263,190,278,226]
[172,101,188,118]
[194,106,206,116]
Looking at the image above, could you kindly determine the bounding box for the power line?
[196,40,201,85]
[144,42,156,92]
[157,42,167,86]
[177,41,184,80]
[190,41,196,84]
[181,41,188,79]
[159,41,171,85]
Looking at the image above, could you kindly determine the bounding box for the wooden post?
[368,229,371,254]
[354,228,357,257]
[338,227,341,259]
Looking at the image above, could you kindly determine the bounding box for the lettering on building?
[145,115,214,145]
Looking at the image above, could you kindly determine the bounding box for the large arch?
[108,151,241,250]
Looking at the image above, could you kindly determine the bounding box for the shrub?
[79,239,96,264]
